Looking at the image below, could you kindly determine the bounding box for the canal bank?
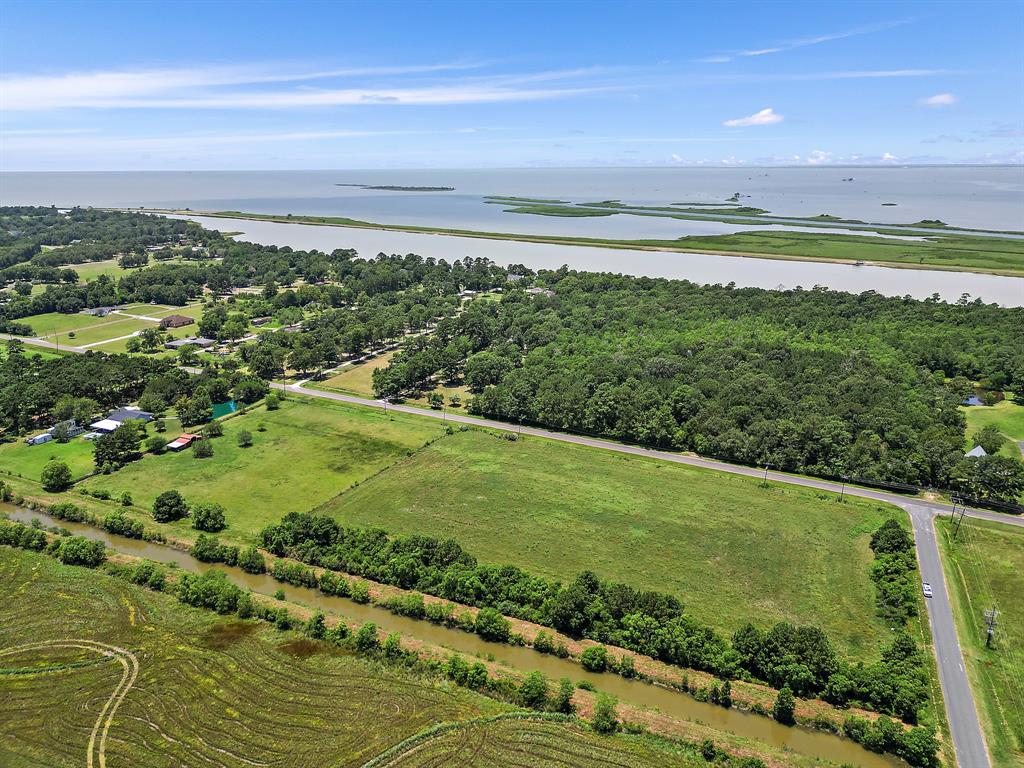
[3,503,906,768]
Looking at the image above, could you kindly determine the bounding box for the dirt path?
[0,639,139,768]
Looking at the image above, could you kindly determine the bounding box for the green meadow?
[318,428,900,661]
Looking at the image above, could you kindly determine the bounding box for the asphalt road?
[287,382,1013,768]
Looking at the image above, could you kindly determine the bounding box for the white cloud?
[882,152,899,162]
[807,149,832,165]
[723,107,783,127]
[670,153,683,163]
[698,20,911,63]
[920,93,956,107]
[0,63,612,111]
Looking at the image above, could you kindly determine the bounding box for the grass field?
[318,352,395,395]
[0,437,96,484]
[318,428,899,661]
[71,258,135,282]
[0,547,502,768]
[378,716,706,767]
[81,397,444,541]
[963,399,1024,459]
[937,517,1024,767]
[20,311,118,337]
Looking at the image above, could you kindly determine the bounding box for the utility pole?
[984,607,999,648]
[952,501,969,540]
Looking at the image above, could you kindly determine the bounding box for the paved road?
[1,333,87,354]
[907,504,991,768]
[287,382,1012,768]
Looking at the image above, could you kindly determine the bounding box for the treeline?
[0,344,181,434]
[0,519,106,567]
[0,207,196,268]
[372,272,1023,493]
[258,511,929,723]
[1,207,511,330]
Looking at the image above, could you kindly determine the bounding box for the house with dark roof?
[159,314,195,329]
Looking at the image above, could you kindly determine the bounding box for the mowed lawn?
[319,428,900,660]
[21,311,118,337]
[0,437,96,482]
[81,396,443,541]
[963,399,1024,459]
[938,518,1024,767]
[318,351,395,395]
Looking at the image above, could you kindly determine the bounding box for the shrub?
[191,502,227,532]
[518,670,549,710]
[192,440,213,458]
[773,685,796,725]
[237,546,266,574]
[152,490,188,523]
[354,622,379,652]
[466,662,488,689]
[350,581,370,604]
[177,570,242,614]
[382,633,403,660]
[554,677,575,714]
[101,511,144,539]
[41,460,72,492]
[49,502,88,523]
[580,645,608,672]
[591,694,619,734]
[266,393,280,410]
[306,611,326,639]
[237,430,254,448]
[52,536,106,567]
[146,435,168,454]
[474,607,511,642]
[203,421,224,438]
[191,534,238,565]
[384,593,426,619]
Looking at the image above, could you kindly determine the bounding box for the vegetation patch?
[320,428,898,660]
[81,397,442,539]
[938,517,1024,766]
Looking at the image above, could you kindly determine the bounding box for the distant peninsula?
[335,183,455,192]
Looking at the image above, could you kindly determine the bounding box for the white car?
[922,582,933,598]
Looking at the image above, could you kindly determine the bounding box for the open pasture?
[320,428,901,661]
[81,396,443,541]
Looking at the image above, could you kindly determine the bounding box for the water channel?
[3,503,903,768]
[177,215,1024,307]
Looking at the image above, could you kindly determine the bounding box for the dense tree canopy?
[374,272,1022,491]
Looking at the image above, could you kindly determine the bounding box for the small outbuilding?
[25,433,53,446]
[89,418,123,434]
[159,314,195,330]
[962,395,984,407]
[167,433,201,452]
[965,445,988,458]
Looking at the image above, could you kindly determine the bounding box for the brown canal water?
[3,504,902,768]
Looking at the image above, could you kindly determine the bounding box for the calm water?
[2,167,1022,231]
[3,504,901,768]
[180,215,1024,307]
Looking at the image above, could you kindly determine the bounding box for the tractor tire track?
[0,639,139,768]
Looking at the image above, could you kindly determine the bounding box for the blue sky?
[1,0,1021,170]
